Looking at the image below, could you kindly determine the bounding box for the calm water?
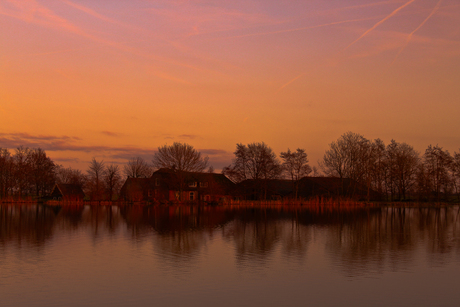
[1,204,460,307]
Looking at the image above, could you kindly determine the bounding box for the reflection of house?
[119,168,235,202]
[50,184,85,201]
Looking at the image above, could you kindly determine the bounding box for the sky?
[1,0,459,172]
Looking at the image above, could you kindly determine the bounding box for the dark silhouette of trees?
[87,158,105,200]
[223,142,281,199]
[385,140,419,201]
[452,150,460,200]
[0,147,56,199]
[419,145,453,201]
[321,132,370,183]
[28,148,55,197]
[223,142,281,182]
[123,157,152,178]
[152,142,209,172]
[104,164,122,201]
[0,148,13,199]
[55,165,87,186]
[280,148,311,199]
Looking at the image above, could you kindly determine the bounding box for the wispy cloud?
[0,0,216,81]
[391,0,443,65]
[101,131,123,137]
[343,0,417,51]
[179,134,199,140]
[60,0,117,24]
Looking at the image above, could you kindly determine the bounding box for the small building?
[50,184,85,201]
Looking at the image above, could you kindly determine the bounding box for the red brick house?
[119,168,235,203]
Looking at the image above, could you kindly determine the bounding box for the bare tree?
[422,145,453,201]
[0,148,13,199]
[55,165,87,186]
[452,150,460,201]
[321,132,370,196]
[280,148,311,199]
[223,142,281,199]
[28,148,55,197]
[123,157,152,178]
[385,140,419,201]
[104,164,122,201]
[152,142,209,200]
[152,142,209,172]
[87,158,105,200]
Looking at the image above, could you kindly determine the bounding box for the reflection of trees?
[321,207,460,276]
[0,204,57,248]
[222,208,311,265]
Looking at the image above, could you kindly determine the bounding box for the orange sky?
[1,0,459,171]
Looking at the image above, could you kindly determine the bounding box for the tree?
[385,140,419,201]
[152,142,209,200]
[87,158,105,200]
[0,148,13,199]
[104,164,122,201]
[223,142,281,199]
[280,148,311,199]
[28,148,55,197]
[13,146,31,198]
[452,150,460,201]
[55,165,87,186]
[422,145,453,201]
[123,157,152,178]
[321,132,370,196]
[152,142,209,172]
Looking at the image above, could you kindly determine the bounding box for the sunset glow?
[1,0,459,170]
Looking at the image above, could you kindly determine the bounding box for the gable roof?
[52,184,85,198]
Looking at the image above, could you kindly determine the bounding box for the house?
[49,184,85,201]
[119,168,235,203]
[119,178,156,202]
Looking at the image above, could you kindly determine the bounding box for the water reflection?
[1,204,460,274]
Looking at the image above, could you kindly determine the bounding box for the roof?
[53,184,85,198]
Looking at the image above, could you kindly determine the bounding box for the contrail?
[391,0,442,65]
[343,0,417,51]
[227,17,378,39]
[276,73,306,93]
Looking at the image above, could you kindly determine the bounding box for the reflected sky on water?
[1,204,460,307]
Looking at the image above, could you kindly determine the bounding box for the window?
[200,182,208,188]
[188,181,197,187]
[155,178,160,186]
[189,192,195,201]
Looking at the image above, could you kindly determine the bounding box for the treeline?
[320,132,460,201]
[1,131,460,202]
[0,147,152,201]
[222,132,460,201]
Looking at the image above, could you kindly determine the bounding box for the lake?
[1,203,460,307]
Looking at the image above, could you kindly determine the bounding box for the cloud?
[101,131,123,137]
[199,149,229,155]
[179,134,198,140]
